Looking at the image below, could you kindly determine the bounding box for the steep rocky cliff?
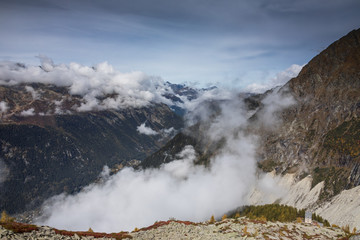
[257,28,360,200]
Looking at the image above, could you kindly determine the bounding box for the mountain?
[139,28,360,228]
[1,28,359,230]
[0,83,184,214]
[257,28,360,198]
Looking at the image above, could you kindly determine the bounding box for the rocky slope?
[248,172,360,230]
[240,29,360,228]
[0,83,184,215]
[257,28,360,198]
[1,217,355,240]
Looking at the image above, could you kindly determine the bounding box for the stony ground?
[1,217,358,240]
[131,218,348,240]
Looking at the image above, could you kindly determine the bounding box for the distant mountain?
[165,82,217,116]
[1,28,359,230]
[0,83,184,214]
[166,82,200,101]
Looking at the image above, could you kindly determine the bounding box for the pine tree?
[0,211,14,223]
[209,215,215,224]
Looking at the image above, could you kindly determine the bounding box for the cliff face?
[0,84,183,214]
[258,29,360,199]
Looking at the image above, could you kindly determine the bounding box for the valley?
[0,27,360,237]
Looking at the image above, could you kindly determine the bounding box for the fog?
[36,87,295,232]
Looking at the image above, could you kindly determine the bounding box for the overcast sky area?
[1,0,359,89]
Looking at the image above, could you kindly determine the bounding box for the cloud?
[160,127,175,137]
[36,87,295,233]
[245,64,303,93]
[25,86,40,99]
[2,0,360,87]
[0,58,175,111]
[257,87,296,127]
[20,108,35,116]
[137,122,158,136]
[0,101,9,113]
[37,137,256,232]
[182,87,234,126]
[37,55,55,72]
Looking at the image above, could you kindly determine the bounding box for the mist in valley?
[35,86,294,232]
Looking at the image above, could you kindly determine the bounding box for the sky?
[1,0,360,89]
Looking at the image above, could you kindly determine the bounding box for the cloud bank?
[0,57,301,118]
[36,88,295,232]
[0,57,175,111]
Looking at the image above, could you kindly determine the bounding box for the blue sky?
[1,0,359,88]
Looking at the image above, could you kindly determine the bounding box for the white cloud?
[37,134,257,232]
[0,101,8,113]
[20,108,35,116]
[245,64,303,93]
[0,58,175,111]
[137,122,158,135]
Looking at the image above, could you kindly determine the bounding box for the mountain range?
[0,28,359,231]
